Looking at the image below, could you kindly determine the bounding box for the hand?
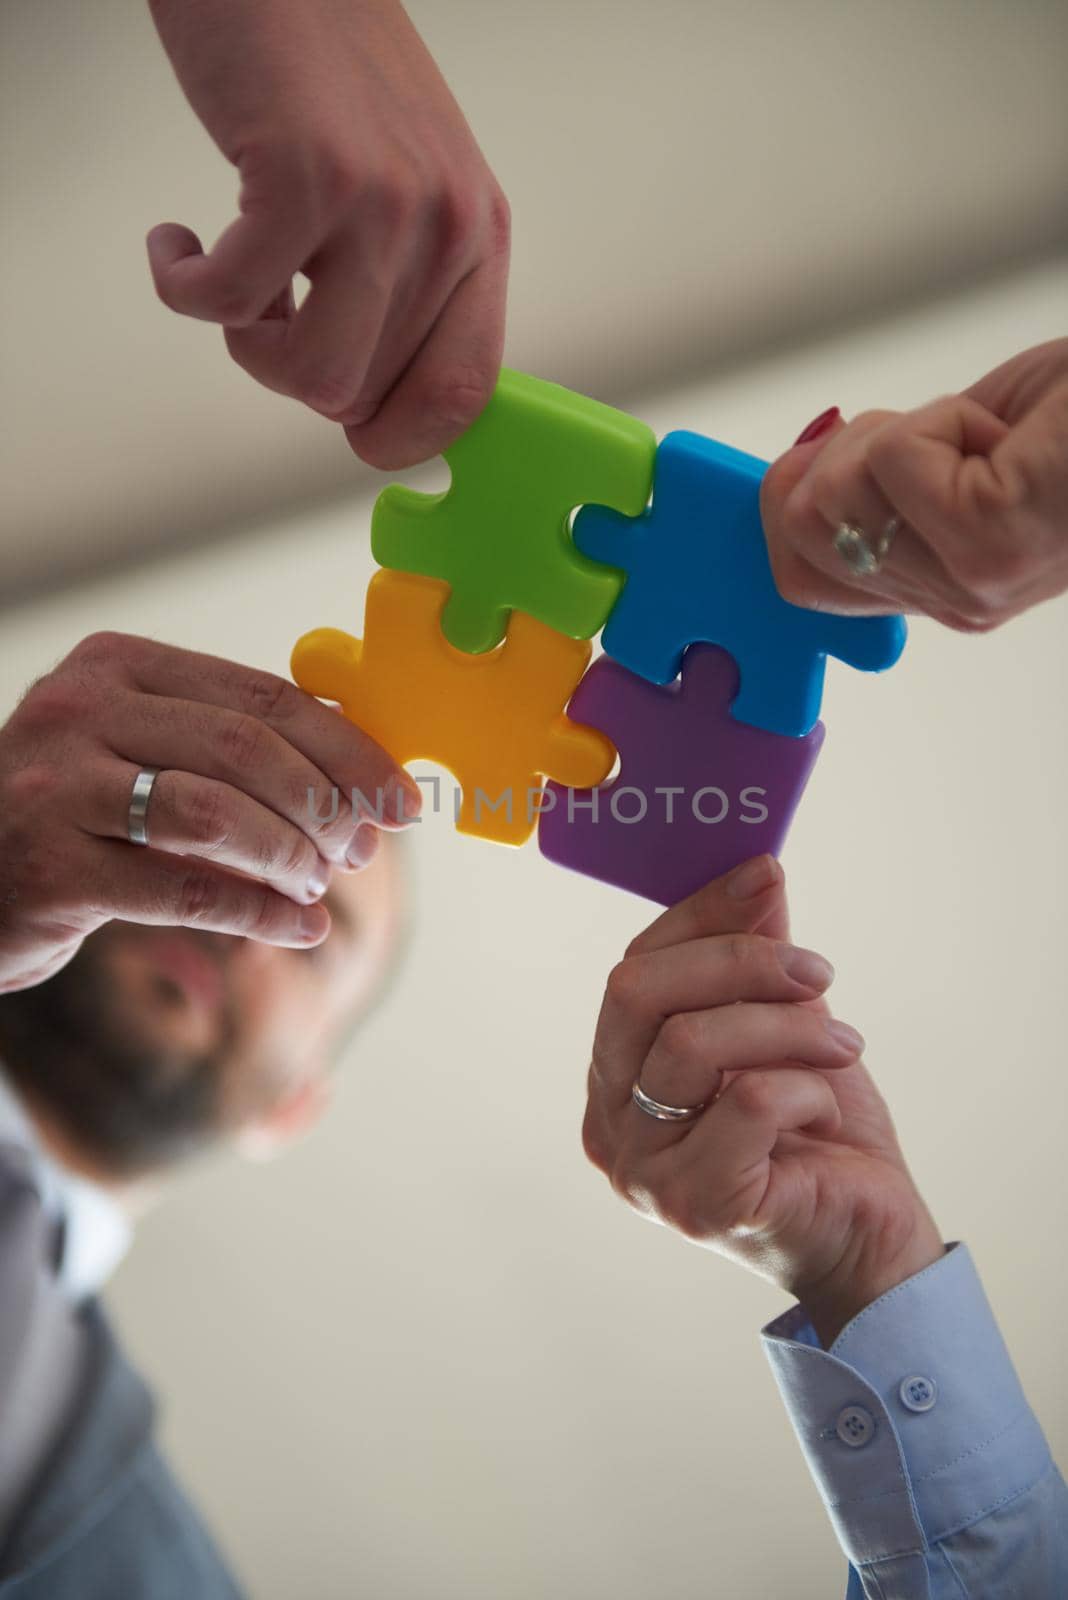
[760,338,1068,632]
[582,857,944,1345]
[146,0,510,469]
[0,631,420,994]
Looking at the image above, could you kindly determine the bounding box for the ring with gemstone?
[833,515,900,577]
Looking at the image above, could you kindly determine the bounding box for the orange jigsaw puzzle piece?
[291,569,616,846]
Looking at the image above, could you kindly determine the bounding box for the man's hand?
[760,338,1068,632]
[146,0,510,469]
[0,632,420,995]
[583,856,944,1345]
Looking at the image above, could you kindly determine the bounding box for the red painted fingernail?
[793,406,840,447]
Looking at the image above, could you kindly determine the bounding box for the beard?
[0,928,239,1179]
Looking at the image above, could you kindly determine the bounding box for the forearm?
[146,0,435,144]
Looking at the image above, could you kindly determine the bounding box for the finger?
[882,383,1068,626]
[345,239,509,471]
[625,855,789,958]
[798,493,962,619]
[113,637,421,839]
[284,203,480,426]
[592,933,835,1112]
[861,396,1011,600]
[987,375,1068,518]
[329,197,495,429]
[981,379,1068,601]
[582,1064,614,1176]
[778,412,980,616]
[909,382,1068,618]
[762,415,980,621]
[224,235,396,414]
[964,338,1068,423]
[87,839,330,949]
[673,1067,844,1219]
[260,282,297,321]
[97,690,363,867]
[330,263,461,430]
[146,199,317,326]
[639,1000,861,1112]
[621,1007,860,1160]
[83,759,331,907]
[761,421,915,617]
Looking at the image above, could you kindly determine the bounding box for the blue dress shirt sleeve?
[761,1243,1068,1599]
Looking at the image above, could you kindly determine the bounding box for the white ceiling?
[3,0,1067,600]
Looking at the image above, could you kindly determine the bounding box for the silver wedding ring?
[833,514,900,577]
[127,766,161,846]
[631,1081,705,1123]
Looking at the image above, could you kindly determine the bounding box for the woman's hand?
[146,0,510,469]
[760,338,1068,632]
[583,857,944,1345]
[0,631,419,994]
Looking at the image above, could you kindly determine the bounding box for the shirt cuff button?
[835,1405,876,1448]
[899,1374,938,1413]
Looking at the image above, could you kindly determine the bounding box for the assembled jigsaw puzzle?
[292,367,906,905]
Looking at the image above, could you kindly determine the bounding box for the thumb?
[146,222,209,314]
[759,408,851,608]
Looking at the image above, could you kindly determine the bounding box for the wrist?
[797,1207,946,1348]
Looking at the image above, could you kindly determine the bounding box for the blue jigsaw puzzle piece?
[573,431,907,737]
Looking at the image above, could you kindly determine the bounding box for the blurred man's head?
[0,842,405,1185]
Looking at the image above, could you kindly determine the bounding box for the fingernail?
[299,905,329,943]
[793,406,840,447]
[345,826,381,870]
[305,862,329,901]
[385,774,421,825]
[726,855,779,901]
[778,945,835,991]
[824,1019,865,1056]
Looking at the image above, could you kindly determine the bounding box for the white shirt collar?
[0,1065,132,1301]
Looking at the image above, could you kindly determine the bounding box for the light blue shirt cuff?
[760,1243,1053,1571]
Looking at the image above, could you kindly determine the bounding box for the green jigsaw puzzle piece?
[370,367,656,654]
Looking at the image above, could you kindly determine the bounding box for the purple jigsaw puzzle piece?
[539,645,824,906]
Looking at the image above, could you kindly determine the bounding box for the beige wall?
[2,260,1065,1597]
[3,0,1068,597]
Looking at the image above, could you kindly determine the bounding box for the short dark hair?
[0,938,230,1179]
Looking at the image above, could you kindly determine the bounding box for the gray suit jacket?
[0,1153,244,1598]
